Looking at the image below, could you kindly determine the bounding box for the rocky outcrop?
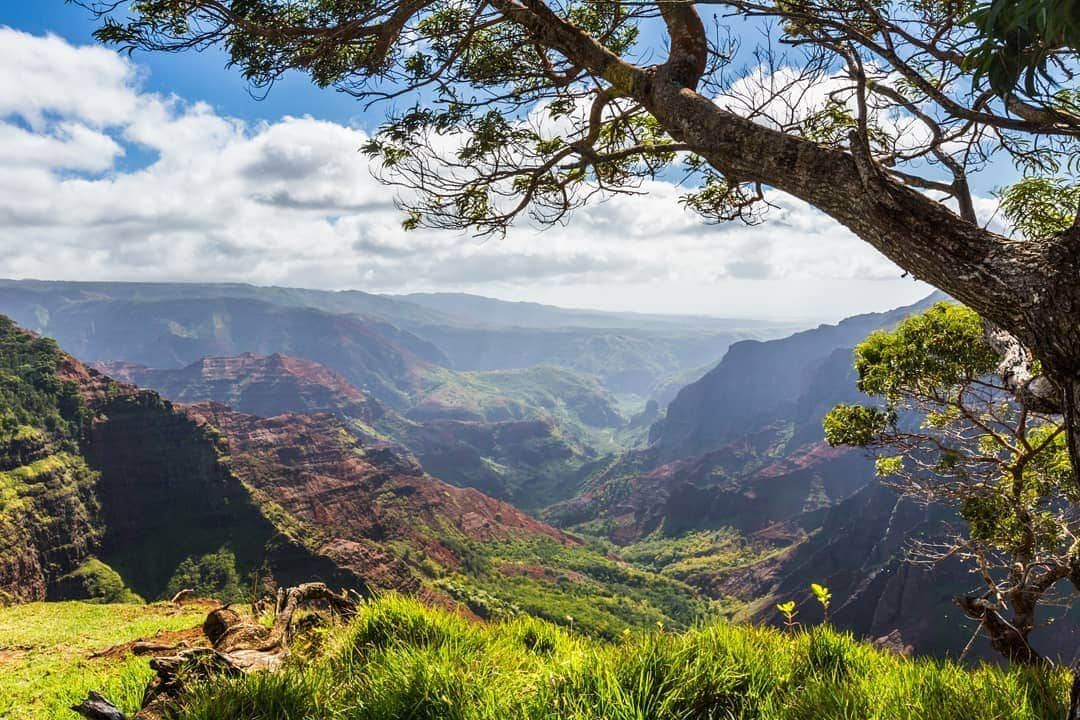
[548,438,867,544]
[95,354,386,424]
[186,403,576,592]
[728,480,1080,663]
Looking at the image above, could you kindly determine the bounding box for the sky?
[0,4,1010,322]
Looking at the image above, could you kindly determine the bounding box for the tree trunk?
[1064,380,1080,496]
[954,596,1041,665]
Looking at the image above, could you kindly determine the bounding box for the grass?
[172,594,1069,720]
[0,600,208,719]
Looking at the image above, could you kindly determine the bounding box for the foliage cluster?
[165,547,246,604]
[59,558,144,604]
[0,315,91,452]
[619,528,777,582]
[825,302,1079,663]
[423,538,708,639]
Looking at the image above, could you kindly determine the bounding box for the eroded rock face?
[650,294,944,461]
[1,316,578,604]
[95,354,386,424]
[98,352,597,510]
[184,403,576,591]
[729,480,1080,664]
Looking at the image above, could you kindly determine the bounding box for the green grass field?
[0,596,1069,720]
[172,594,1068,720]
[0,601,207,719]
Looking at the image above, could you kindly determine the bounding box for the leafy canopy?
[966,0,1080,98]
[825,303,1079,663]
[77,0,1079,238]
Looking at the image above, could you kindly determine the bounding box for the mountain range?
[3,279,1069,662]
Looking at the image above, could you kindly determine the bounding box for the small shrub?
[59,558,143,604]
[164,547,244,602]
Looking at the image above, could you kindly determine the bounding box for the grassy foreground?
[173,594,1069,720]
[0,601,207,720]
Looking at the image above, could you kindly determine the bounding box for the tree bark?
[954,596,1041,665]
[1064,380,1080,496]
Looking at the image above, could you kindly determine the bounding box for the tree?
[966,0,1080,99]
[825,302,1080,664]
[77,0,1080,472]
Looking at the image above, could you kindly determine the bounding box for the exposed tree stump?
[71,582,358,720]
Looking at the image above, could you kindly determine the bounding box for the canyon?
[2,280,1068,663]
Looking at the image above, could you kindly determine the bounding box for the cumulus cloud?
[0,27,941,318]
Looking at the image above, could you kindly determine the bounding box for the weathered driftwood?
[71,583,357,720]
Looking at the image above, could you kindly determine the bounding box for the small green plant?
[810,583,832,624]
[776,600,799,631]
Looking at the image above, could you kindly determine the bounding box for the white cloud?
[0,28,139,127]
[0,27,940,320]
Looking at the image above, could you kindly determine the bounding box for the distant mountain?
[544,297,951,543]
[0,279,455,328]
[0,293,447,407]
[650,292,946,460]
[394,294,800,396]
[400,324,742,395]
[0,280,798,398]
[398,292,800,333]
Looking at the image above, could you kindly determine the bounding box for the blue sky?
[0,3,367,126]
[0,4,1004,321]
